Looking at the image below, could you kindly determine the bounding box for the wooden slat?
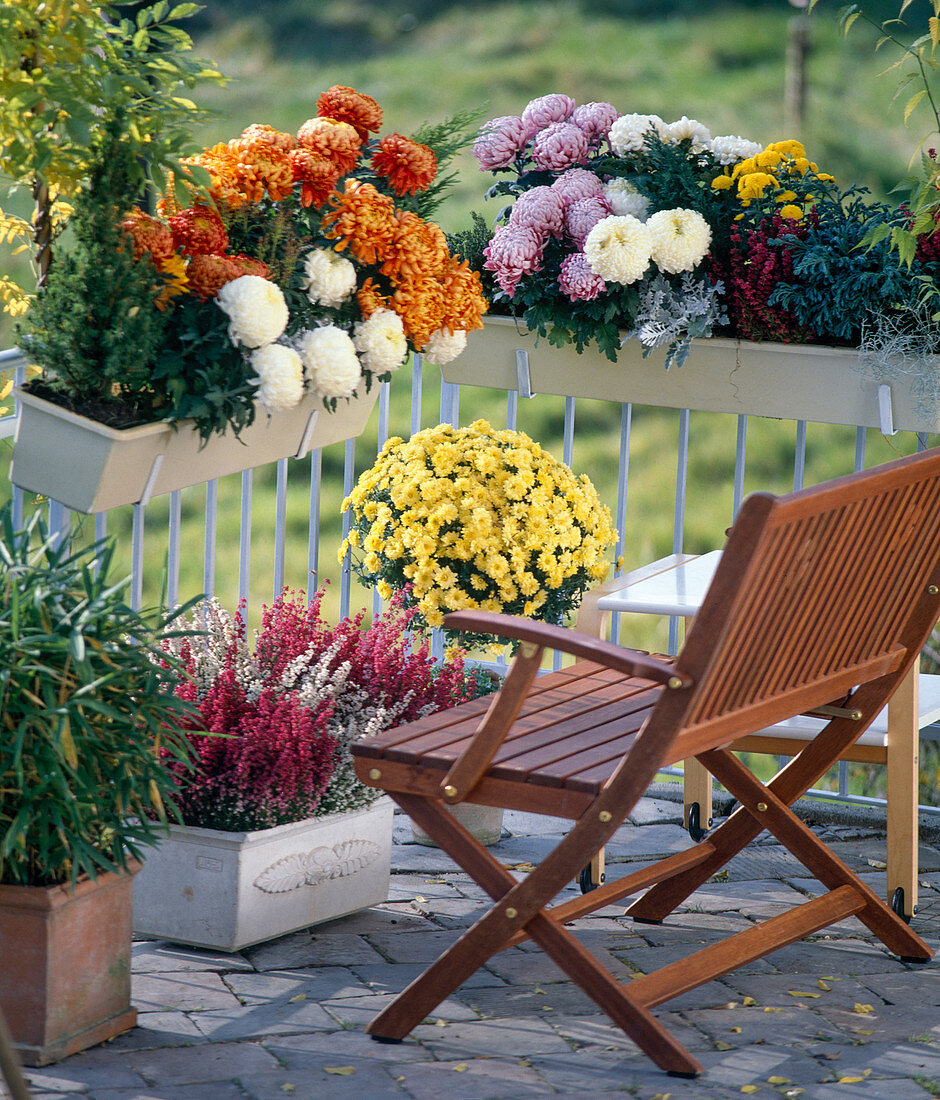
[629,886,866,1010]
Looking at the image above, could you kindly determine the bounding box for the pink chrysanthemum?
[531,121,590,171]
[572,101,620,147]
[508,185,566,239]
[483,225,544,297]
[565,195,613,247]
[551,167,605,207]
[521,93,576,139]
[473,115,529,171]
[557,253,607,302]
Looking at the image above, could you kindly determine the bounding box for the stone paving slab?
[7,796,940,1100]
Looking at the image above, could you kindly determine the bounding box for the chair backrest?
[674,446,940,750]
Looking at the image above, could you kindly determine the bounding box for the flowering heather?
[163,588,484,828]
[719,213,815,344]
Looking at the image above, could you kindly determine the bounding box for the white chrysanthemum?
[608,112,665,156]
[423,327,468,365]
[216,275,289,349]
[603,178,650,221]
[583,215,653,285]
[353,309,408,374]
[296,325,361,399]
[302,249,358,308]
[646,208,712,274]
[251,344,304,414]
[661,115,712,152]
[710,134,764,166]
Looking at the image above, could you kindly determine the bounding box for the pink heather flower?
[551,168,604,208]
[572,101,620,147]
[532,121,590,171]
[508,185,566,239]
[558,253,607,302]
[565,195,613,247]
[473,115,529,171]
[521,93,576,138]
[483,224,544,297]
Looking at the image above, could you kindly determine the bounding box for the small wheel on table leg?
[891,886,912,925]
[578,863,606,894]
[687,802,711,842]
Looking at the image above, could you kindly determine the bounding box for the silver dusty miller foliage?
[857,302,940,418]
[627,273,728,370]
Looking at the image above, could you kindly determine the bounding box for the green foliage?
[0,0,224,200]
[767,182,927,342]
[15,113,170,425]
[0,504,198,888]
[408,108,485,220]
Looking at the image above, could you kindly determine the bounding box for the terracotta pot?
[10,384,381,514]
[0,865,138,1067]
[440,315,940,434]
[132,798,394,952]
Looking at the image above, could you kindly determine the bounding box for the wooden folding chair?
[351,447,940,1077]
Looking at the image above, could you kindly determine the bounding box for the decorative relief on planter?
[253,839,382,893]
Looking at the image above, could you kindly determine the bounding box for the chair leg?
[886,666,919,920]
[371,794,703,1075]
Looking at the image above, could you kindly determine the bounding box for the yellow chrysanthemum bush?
[340,420,616,641]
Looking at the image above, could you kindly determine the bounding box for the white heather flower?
[583,215,653,285]
[646,208,712,274]
[217,275,289,348]
[661,115,712,152]
[603,178,650,220]
[251,344,304,413]
[423,327,468,365]
[710,134,764,166]
[296,325,361,398]
[608,112,665,156]
[302,249,357,307]
[353,309,408,373]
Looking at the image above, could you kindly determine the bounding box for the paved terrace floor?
[8,793,940,1100]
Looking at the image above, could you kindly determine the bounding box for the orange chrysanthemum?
[357,278,390,320]
[380,210,449,282]
[316,85,383,142]
[439,258,488,333]
[391,277,447,349]
[296,116,362,178]
[229,254,271,280]
[120,208,175,263]
[288,148,341,209]
[321,179,398,266]
[241,123,297,153]
[371,134,437,196]
[189,128,295,209]
[168,203,229,257]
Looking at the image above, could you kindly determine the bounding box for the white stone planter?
[10,384,380,514]
[132,798,393,952]
[440,316,940,434]
[410,803,504,847]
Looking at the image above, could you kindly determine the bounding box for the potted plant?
[8,60,488,511]
[340,419,617,640]
[133,587,493,950]
[0,505,198,1067]
[440,88,940,434]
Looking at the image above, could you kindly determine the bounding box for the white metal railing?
[1,344,938,817]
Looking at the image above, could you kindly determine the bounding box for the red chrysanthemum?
[288,148,341,209]
[185,253,269,301]
[371,134,437,196]
[120,208,175,263]
[316,85,383,142]
[168,204,229,257]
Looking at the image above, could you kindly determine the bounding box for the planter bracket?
[515,350,536,399]
[877,384,896,436]
[138,453,165,507]
[295,409,321,459]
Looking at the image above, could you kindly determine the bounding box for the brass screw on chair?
[369,769,382,781]
[599,811,612,823]
[505,907,518,919]
[929,584,939,595]
[756,802,768,813]
[443,785,458,799]
[667,676,684,690]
